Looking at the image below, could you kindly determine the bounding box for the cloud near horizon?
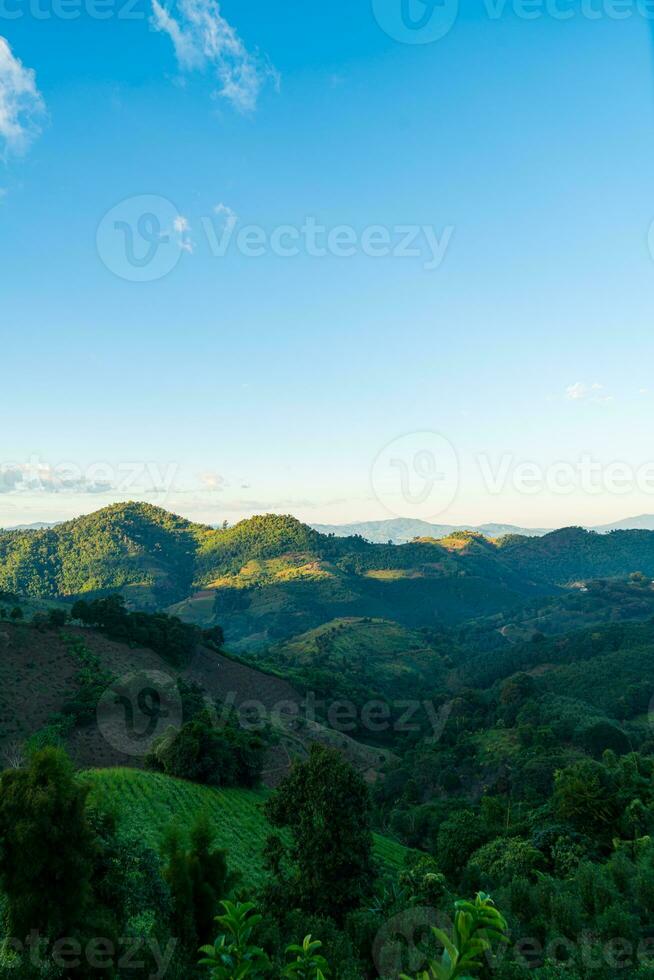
[150,0,278,112]
[0,38,45,156]
[0,463,112,495]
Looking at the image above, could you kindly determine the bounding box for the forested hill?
[2,503,654,617]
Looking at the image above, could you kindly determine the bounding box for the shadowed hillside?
[0,620,392,786]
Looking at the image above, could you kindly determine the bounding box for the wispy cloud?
[173,213,194,252]
[565,381,612,403]
[0,37,45,156]
[214,201,237,224]
[150,0,278,112]
[198,470,226,491]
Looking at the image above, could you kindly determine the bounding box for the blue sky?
[1,0,654,529]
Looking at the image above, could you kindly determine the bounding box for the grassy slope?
[85,768,408,887]
[264,617,449,698]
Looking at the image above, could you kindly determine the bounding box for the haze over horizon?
[4,497,654,536]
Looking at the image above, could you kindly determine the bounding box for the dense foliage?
[147,709,266,788]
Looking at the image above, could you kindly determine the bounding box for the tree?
[0,748,95,939]
[72,593,200,666]
[553,759,620,833]
[198,903,332,980]
[148,709,265,788]
[436,810,488,879]
[10,606,23,621]
[163,811,238,951]
[264,744,374,921]
[203,625,225,649]
[468,837,543,884]
[48,607,68,628]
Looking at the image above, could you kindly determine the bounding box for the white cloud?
[198,470,226,491]
[565,381,607,402]
[172,213,194,252]
[173,215,190,233]
[214,201,237,222]
[0,38,45,156]
[151,0,278,112]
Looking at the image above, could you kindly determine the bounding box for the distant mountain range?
[312,514,654,544]
[4,521,58,531]
[312,519,550,543]
[592,514,654,532]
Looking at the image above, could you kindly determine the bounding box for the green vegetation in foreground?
[85,768,407,887]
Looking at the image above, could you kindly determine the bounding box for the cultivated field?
[85,768,408,887]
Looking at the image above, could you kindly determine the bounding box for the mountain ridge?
[313,514,654,543]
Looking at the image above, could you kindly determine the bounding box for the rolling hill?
[3,504,654,652]
[261,617,450,702]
